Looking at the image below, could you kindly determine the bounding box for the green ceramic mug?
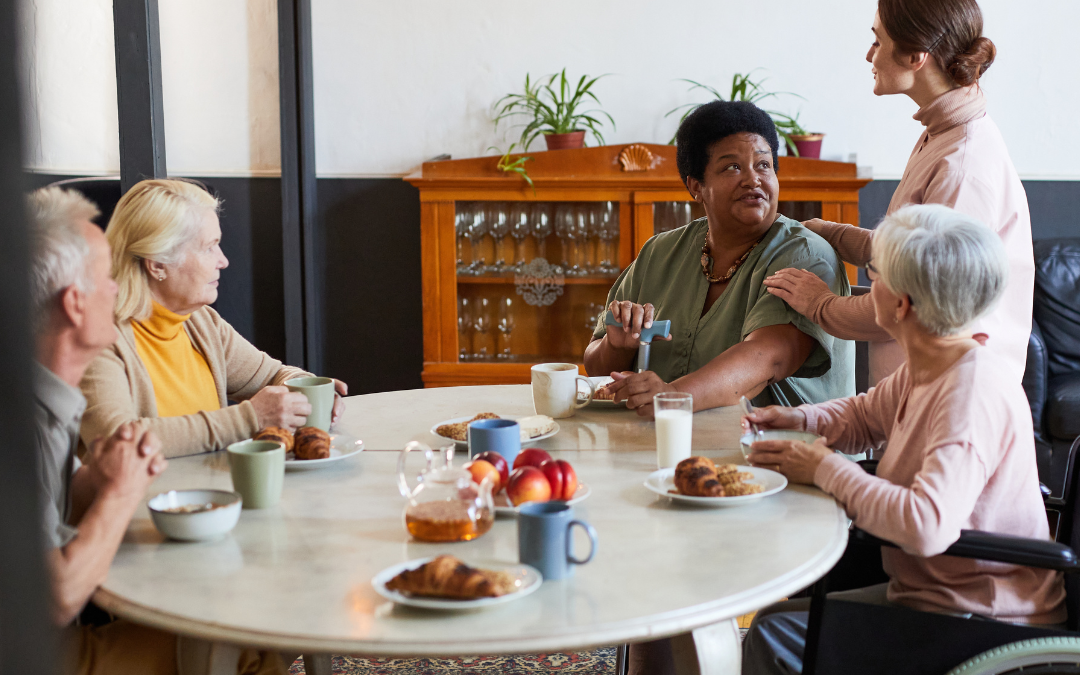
[285,376,335,431]
[227,439,285,509]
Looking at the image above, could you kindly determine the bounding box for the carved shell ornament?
[618,144,654,172]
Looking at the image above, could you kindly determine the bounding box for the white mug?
[531,363,595,419]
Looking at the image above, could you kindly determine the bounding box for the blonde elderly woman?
[740,204,1063,674]
[80,179,347,458]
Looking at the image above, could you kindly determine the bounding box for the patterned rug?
[288,649,615,674]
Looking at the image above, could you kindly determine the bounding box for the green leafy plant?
[666,71,807,155]
[494,69,615,150]
[489,143,535,192]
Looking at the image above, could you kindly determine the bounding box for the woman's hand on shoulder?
[741,405,807,433]
[604,300,671,351]
[249,385,311,431]
[606,371,678,418]
[763,267,833,316]
[332,379,348,424]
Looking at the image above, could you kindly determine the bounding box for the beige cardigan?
[79,306,311,458]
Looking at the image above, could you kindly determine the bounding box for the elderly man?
[28,186,289,675]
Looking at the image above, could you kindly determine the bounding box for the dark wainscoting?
[24,172,1076,395]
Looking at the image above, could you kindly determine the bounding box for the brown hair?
[878,0,996,86]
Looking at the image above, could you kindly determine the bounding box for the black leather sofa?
[1025,238,1080,538]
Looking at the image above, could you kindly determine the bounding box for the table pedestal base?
[303,653,332,675]
[672,619,742,675]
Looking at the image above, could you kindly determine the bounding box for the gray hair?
[26,187,101,335]
[872,204,1008,336]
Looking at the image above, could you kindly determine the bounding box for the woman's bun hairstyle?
[878,0,995,87]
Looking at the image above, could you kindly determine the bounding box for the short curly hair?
[675,100,780,187]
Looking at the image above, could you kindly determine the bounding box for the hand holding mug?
[250,386,312,431]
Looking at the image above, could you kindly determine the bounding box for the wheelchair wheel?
[946,637,1080,674]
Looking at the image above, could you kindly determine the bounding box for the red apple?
[513,447,552,470]
[506,466,552,506]
[464,459,501,493]
[539,459,578,501]
[472,451,509,490]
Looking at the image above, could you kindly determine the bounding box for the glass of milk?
[654,392,693,469]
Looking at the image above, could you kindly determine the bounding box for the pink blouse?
[805,347,1064,624]
[804,86,1034,384]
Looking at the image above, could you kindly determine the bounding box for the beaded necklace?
[700,232,766,284]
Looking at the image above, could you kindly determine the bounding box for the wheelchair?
[801,459,1080,675]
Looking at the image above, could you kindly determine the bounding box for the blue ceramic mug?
[468,418,520,466]
[518,502,598,581]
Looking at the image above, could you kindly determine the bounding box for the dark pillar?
[113,0,167,193]
[278,0,321,372]
[0,0,59,670]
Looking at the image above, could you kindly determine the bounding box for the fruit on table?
[513,448,552,470]
[539,459,578,501]
[472,451,509,490]
[506,466,552,506]
[464,459,502,493]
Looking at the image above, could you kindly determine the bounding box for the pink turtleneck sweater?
[806,347,1065,624]
[803,86,1034,385]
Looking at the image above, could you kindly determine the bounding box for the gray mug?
[285,376,334,431]
[227,439,285,509]
[518,502,597,581]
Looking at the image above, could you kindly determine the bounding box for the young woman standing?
[764,0,1033,386]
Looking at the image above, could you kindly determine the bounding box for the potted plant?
[494,69,615,151]
[667,72,823,158]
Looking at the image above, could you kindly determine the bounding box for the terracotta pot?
[790,134,825,159]
[543,131,587,150]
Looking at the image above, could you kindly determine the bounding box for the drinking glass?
[654,392,693,469]
[509,203,531,272]
[571,204,589,276]
[458,296,472,361]
[531,203,553,262]
[554,203,576,275]
[472,296,493,360]
[455,205,470,274]
[466,205,487,274]
[496,296,515,360]
[598,201,619,274]
[487,202,510,273]
[585,204,603,274]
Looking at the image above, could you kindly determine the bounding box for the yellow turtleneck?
[132,301,221,418]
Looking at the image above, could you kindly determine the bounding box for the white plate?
[643,465,787,506]
[578,376,625,409]
[430,416,560,446]
[284,430,364,470]
[371,557,542,610]
[493,483,592,516]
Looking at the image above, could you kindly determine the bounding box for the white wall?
[19,0,1080,179]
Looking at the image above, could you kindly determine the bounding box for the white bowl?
[148,489,242,541]
[739,429,820,461]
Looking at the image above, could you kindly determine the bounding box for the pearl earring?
[158,274,165,281]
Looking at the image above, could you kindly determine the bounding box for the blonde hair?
[872,204,1008,336]
[107,179,220,323]
[26,187,100,335]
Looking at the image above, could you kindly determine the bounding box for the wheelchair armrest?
[850,527,1080,572]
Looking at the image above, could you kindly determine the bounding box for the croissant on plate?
[254,426,294,452]
[293,426,331,460]
[385,555,515,599]
[674,457,724,497]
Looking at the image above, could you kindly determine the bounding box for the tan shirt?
[805,86,1034,384]
[80,306,311,458]
[808,347,1064,624]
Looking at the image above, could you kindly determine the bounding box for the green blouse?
[592,215,854,407]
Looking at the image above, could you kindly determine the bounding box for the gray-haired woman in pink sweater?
[764,0,1034,387]
[741,204,1063,674]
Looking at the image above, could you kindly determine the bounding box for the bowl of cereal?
[739,429,820,462]
[148,489,242,541]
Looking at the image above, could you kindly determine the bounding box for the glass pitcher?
[397,442,494,542]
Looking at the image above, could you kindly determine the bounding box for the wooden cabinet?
[406,144,871,387]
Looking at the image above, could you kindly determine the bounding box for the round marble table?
[96,385,847,673]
